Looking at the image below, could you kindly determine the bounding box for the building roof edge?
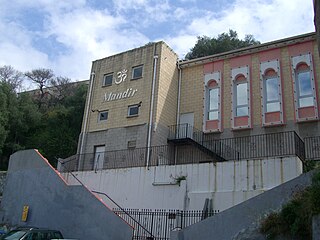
[178,32,316,68]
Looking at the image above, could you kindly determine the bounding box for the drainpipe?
[174,62,182,165]
[78,70,95,170]
[176,62,182,126]
[146,49,158,169]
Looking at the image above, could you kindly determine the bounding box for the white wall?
[63,157,303,212]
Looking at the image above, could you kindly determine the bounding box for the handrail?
[56,158,155,239]
[92,190,155,239]
[59,130,306,171]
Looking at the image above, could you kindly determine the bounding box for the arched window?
[260,59,283,126]
[296,63,313,108]
[231,65,251,129]
[207,80,219,120]
[204,71,221,132]
[264,69,280,112]
[235,74,248,117]
[291,53,318,121]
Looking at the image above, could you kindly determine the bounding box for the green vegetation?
[0,66,87,169]
[260,170,320,239]
[185,29,260,60]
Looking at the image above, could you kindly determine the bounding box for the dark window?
[99,111,108,121]
[132,65,143,79]
[127,140,136,149]
[103,73,113,86]
[128,105,139,117]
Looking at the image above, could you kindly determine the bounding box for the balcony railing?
[305,136,320,160]
[59,131,306,172]
[169,125,305,162]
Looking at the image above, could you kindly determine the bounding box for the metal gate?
[113,209,219,240]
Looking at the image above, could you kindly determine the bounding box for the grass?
[260,170,320,240]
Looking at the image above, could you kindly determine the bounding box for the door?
[178,113,194,139]
[94,146,105,171]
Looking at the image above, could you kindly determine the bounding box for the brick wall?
[179,37,320,139]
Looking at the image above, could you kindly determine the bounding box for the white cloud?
[46,7,149,79]
[184,0,314,42]
[0,0,315,84]
[164,34,198,59]
[166,0,314,58]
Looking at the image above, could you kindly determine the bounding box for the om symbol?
[115,69,127,85]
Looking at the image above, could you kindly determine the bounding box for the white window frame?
[98,110,108,121]
[235,81,248,116]
[231,66,251,129]
[296,69,314,107]
[260,59,284,125]
[132,65,143,79]
[128,104,140,117]
[203,71,221,132]
[103,73,113,86]
[291,53,318,121]
[208,87,219,120]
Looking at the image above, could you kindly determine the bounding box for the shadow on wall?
[170,170,314,240]
[0,149,133,240]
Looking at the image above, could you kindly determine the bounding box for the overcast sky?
[0,0,315,86]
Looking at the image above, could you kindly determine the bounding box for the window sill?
[102,84,112,88]
[127,115,139,118]
[131,77,142,81]
[262,121,285,127]
[296,117,319,123]
[231,126,251,131]
[203,129,222,134]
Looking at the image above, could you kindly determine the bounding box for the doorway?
[94,145,105,171]
[178,113,194,139]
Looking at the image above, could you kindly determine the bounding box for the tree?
[0,65,88,169]
[50,76,74,102]
[0,83,10,155]
[25,69,54,108]
[0,65,24,91]
[185,29,260,60]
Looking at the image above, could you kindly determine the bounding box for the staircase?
[167,124,235,162]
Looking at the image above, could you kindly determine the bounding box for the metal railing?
[59,131,305,172]
[169,125,305,161]
[57,158,155,239]
[305,136,320,160]
[113,208,219,240]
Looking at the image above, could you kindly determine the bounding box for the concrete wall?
[1,150,133,240]
[171,170,314,240]
[63,157,302,212]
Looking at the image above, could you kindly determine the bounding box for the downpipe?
[78,71,95,170]
[146,53,158,169]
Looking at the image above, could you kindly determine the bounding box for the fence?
[113,208,219,240]
[59,131,305,172]
[305,136,320,160]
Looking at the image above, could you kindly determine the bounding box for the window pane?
[266,77,279,101]
[208,111,218,120]
[132,66,143,79]
[298,71,312,96]
[128,106,139,116]
[237,106,248,116]
[104,74,113,86]
[99,111,108,121]
[236,83,248,106]
[299,97,314,107]
[267,102,280,112]
[209,88,219,110]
